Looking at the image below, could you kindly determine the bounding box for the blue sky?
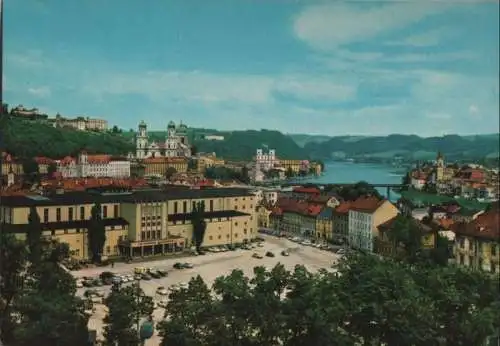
[4,0,499,136]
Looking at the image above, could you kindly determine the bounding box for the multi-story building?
[34,157,56,175]
[142,157,188,177]
[0,187,258,260]
[315,207,334,242]
[1,152,23,178]
[332,201,350,244]
[135,120,191,159]
[376,216,436,257]
[196,153,225,174]
[279,200,322,237]
[348,197,399,253]
[453,206,499,274]
[56,152,131,178]
[51,115,108,131]
[250,148,279,182]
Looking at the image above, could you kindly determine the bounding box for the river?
[301,161,406,201]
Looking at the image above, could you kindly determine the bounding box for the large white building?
[250,148,280,183]
[348,197,399,253]
[56,152,131,178]
[135,120,191,159]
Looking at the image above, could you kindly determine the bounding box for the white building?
[250,148,280,183]
[57,152,130,178]
[135,120,191,159]
[348,197,399,253]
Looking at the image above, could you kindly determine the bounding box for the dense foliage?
[322,181,383,201]
[103,283,154,346]
[1,115,134,158]
[305,134,500,161]
[0,232,89,346]
[205,166,250,183]
[159,256,500,346]
[88,202,106,263]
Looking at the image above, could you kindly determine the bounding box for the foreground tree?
[88,202,106,262]
[159,255,500,346]
[0,233,28,342]
[12,262,90,346]
[27,206,43,265]
[192,201,207,251]
[103,283,154,346]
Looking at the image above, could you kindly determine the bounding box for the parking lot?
[76,234,341,345]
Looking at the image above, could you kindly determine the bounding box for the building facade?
[453,206,499,274]
[135,120,191,159]
[56,152,131,178]
[348,197,399,253]
[0,187,258,260]
[142,157,188,177]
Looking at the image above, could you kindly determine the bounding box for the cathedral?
[134,120,192,159]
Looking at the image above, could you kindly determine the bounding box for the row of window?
[458,238,497,256]
[42,205,119,223]
[458,254,498,273]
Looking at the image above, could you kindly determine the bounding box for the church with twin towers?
[134,120,192,159]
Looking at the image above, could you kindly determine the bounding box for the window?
[114,205,119,217]
[183,201,187,213]
[106,246,110,254]
[68,207,74,221]
[157,230,161,239]
[80,206,85,220]
[174,202,178,214]
[103,206,108,218]
[141,231,146,240]
[209,236,213,240]
[56,208,61,222]
[244,229,247,234]
[43,208,49,223]
[209,200,214,212]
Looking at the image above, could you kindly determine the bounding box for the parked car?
[76,279,84,288]
[156,286,168,296]
[281,250,290,256]
[252,253,263,259]
[149,271,161,279]
[265,251,275,257]
[158,300,168,308]
[183,263,194,269]
[173,262,184,269]
[156,269,168,277]
[141,273,152,280]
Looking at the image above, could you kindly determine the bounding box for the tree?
[285,167,294,179]
[47,162,58,177]
[21,158,39,182]
[12,262,90,346]
[165,166,177,180]
[27,206,43,265]
[88,202,106,262]
[0,233,28,343]
[103,283,154,346]
[192,201,207,251]
[159,256,500,346]
[240,166,250,184]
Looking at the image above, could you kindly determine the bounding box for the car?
[183,263,194,269]
[336,249,346,255]
[281,250,290,256]
[134,274,142,281]
[173,262,183,269]
[111,276,122,284]
[179,282,189,290]
[158,301,168,308]
[149,271,161,279]
[265,251,275,257]
[141,274,152,280]
[76,279,84,288]
[257,243,264,247]
[156,286,168,296]
[252,253,263,259]
[156,269,168,277]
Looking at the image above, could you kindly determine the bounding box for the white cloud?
[386,27,458,47]
[293,3,448,50]
[27,86,51,98]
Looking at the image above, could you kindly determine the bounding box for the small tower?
[167,120,176,138]
[436,151,445,182]
[136,121,149,159]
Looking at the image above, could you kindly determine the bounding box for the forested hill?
[303,134,500,161]
[1,117,135,158]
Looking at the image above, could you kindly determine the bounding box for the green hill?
[1,116,135,158]
[305,134,500,162]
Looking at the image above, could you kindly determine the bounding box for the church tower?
[136,121,149,159]
[436,151,445,182]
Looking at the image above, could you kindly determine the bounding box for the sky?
[3,0,500,136]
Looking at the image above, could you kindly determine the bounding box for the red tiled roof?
[281,199,323,217]
[142,157,188,164]
[378,216,434,234]
[59,156,76,165]
[34,156,55,165]
[349,196,385,213]
[87,154,111,164]
[308,195,333,204]
[453,209,499,240]
[334,201,351,214]
[1,152,15,163]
